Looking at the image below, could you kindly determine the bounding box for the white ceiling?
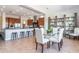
[0,5,79,17]
[0,5,44,17]
[28,5,79,17]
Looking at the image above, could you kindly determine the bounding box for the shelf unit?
[64,17,75,34]
[56,18,64,28]
[48,16,57,28]
[48,16,65,28]
[48,13,77,36]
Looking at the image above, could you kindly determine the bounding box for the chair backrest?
[35,28,44,43]
[52,27,60,34]
[58,28,64,42]
[52,27,60,37]
[74,28,79,34]
[40,28,44,35]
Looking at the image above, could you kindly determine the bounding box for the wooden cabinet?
[6,17,21,28]
[38,17,44,27]
[27,19,33,25]
[27,18,44,28]
[6,17,20,25]
[16,18,20,23]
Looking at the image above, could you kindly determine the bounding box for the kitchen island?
[4,28,34,40]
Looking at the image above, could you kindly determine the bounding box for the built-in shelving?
[48,13,77,36]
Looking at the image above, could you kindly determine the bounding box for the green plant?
[47,26,53,33]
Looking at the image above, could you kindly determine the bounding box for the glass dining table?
[44,32,57,39]
[43,32,58,48]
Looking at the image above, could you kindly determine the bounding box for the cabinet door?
[15,19,20,23]
[27,19,33,25]
[38,18,44,27]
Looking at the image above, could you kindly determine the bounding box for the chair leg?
[78,36,79,40]
[33,29,35,36]
[49,41,50,48]
[73,36,75,40]
[52,42,54,45]
[60,39,63,48]
[58,43,60,51]
[69,35,71,39]
[36,43,38,50]
[47,41,50,48]
[47,42,49,48]
[77,36,78,40]
[41,44,44,53]
[69,35,70,39]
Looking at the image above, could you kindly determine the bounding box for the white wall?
[2,12,6,29]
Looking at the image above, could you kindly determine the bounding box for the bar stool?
[25,31,28,37]
[26,31,30,37]
[11,32,18,40]
[29,31,33,37]
[20,31,25,38]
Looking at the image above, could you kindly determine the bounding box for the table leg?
[69,35,70,39]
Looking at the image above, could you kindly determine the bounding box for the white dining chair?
[52,27,60,34]
[35,28,50,53]
[49,28,64,51]
[68,27,79,40]
[51,27,60,37]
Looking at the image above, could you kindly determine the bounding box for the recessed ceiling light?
[20,7,23,10]
[40,15,44,18]
[12,11,16,14]
[46,8,48,9]
[16,9,19,12]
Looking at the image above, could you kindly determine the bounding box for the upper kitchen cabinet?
[38,17,44,27]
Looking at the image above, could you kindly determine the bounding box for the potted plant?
[47,26,53,34]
